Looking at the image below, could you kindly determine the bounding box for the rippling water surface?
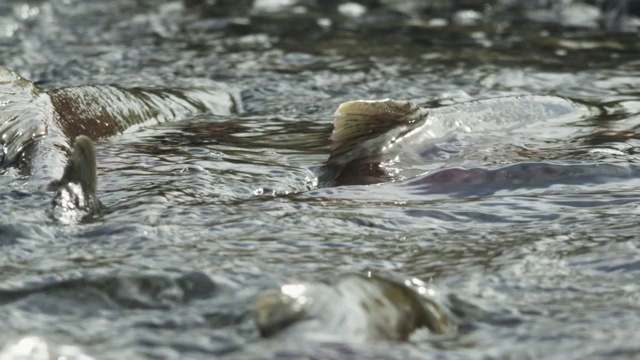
[1,0,640,359]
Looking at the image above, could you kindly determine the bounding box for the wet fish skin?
[48,135,101,223]
[319,99,429,187]
[0,66,241,185]
[253,274,449,343]
[321,97,594,188]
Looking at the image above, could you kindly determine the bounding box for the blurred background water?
[1,0,640,358]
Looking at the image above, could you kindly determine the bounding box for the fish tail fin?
[65,135,98,197]
[49,135,100,215]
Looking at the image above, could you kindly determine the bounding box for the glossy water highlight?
[1,0,640,359]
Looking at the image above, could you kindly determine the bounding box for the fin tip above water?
[329,99,423,162]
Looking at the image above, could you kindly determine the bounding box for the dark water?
[1,0,640,358]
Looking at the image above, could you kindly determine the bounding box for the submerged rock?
[253,274,449,342]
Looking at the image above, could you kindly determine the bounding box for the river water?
[1,0,640,359]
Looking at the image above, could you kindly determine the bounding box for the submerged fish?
[319,97,582,187]
[0,66,241,186]
[2,66,633,216]
[252,274,449,343]
[317,97,639,194]
[0,66,240,222]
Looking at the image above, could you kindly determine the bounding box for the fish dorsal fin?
[328,99,425,166]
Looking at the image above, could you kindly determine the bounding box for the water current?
[1,0,640,359]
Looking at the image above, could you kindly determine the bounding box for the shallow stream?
[1,0,640,359]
